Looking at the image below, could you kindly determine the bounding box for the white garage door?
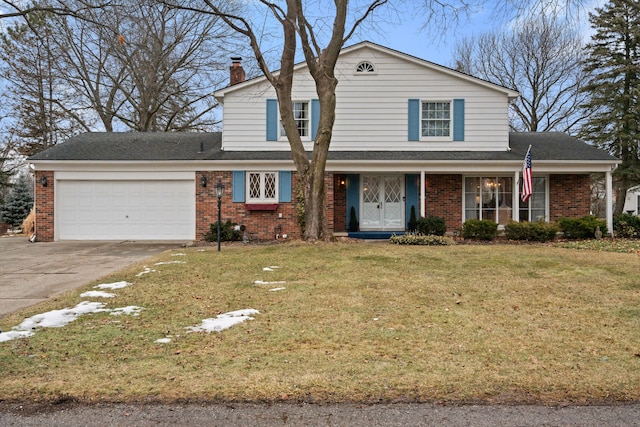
[57,180,195,240]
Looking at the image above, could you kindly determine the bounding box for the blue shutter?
[232,171,245,202]
[266,99,278,141]
[453,99,465,141]
[279,171,292,203]
[346,174,360,230]
[311,99,320,140]
[408,99,420,141]
[405,174,419,230]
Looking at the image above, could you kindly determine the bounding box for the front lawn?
[1,241,639,404]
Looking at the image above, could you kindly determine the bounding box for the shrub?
[204,220,242,242]
[462,219,498,241]
[558,215,607,239]
[408,206,417,232]
[389,233,455,246]
[348,206,359,232]
[0,174,33,227]
[504,221,559,242]
[416,215,446,236]
[613,213,640,238]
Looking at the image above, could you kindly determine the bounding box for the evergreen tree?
[580,0,640,214]
[0,174,33,227]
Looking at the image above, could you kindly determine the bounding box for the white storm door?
[361,175,382,228]
[361,175,404,230]
[382,175,404,229]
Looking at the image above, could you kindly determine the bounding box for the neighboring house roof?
[213,40,520,102]
[28,131,618,164]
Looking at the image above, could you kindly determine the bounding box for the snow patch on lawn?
[0,301,144,343]
[186,309,259,333]
[95,281,131,290]
[80,291,116,298]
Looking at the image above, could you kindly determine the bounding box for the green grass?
[1,241,639,404]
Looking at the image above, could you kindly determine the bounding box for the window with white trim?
[464,176,513,225]
[247,172,278,203]
[421,101,451,137]
[519,177,547,221]
[280,101,309,138]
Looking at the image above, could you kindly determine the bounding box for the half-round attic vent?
[355,61,376,73]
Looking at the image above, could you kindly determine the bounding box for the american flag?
[521,146,532,202]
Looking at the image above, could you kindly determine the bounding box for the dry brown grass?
[0,242,639,404]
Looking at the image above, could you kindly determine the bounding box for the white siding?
[219,45,512,152]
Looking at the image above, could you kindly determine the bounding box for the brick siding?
[424,174,463,233]
[333,174,347,232]
[32,171,593,242]
[34,171,55,242]
[549,174,591,220]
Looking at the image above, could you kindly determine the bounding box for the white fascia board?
[31,159,618,174]
[30,161,198,173]
[30,160,298,173]
[324,160,619,174]
[55,171,195,180]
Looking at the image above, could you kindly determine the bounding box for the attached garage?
[56,175,195,241]
[28,133,220,242]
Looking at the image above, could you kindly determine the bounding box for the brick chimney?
[229,57,245,86]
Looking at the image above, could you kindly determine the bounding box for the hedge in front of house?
[204,220,242,242]
[557,215,607,239]
[504,221,559,242]
[613,213,640,238]
[389,233,455,246]
[462,219,498,241]
[416,215,446,236]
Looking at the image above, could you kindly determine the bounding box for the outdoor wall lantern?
[201,174,207,188]
[215,180,225,252]
[40,175,48,187]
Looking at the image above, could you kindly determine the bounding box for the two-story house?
[28,41,619,242]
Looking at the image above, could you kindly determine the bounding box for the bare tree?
[418,0,589,34]
[0,0,109,20]
[453,14,590,133]
[48,0,235,132]
[0,1,238,134]
[164,0,389,241]
[0,11,82,156]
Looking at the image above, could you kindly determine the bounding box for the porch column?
[420,171,426,218]
[513,170,520,222]
[606,168,613,237]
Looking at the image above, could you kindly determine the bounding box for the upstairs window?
[281,101,309,138]
[248,172,278,203]
[421,101,451,137]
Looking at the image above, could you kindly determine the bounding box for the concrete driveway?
[0,236,181,319]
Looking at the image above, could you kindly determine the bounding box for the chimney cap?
[231,56,242,62]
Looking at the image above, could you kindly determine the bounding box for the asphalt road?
[1,401,640,426]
